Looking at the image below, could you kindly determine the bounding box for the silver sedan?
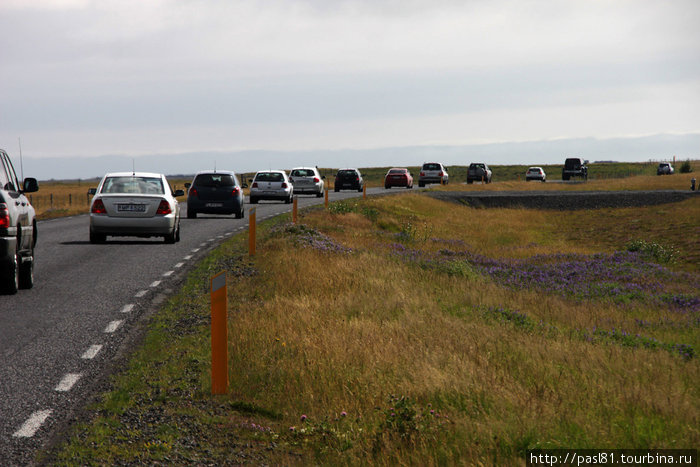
[88,172,184,243]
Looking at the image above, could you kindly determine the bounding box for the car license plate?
[117,204,146,212]
[205,202,223,207]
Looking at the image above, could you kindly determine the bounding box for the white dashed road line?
[81,345,102,360]
[13,410,52,438]
[104,320,123,333]
[191,248,200,253]
[163,270,174,277]
[55,373,82,392]
[149,280,161,288]
[120,304,135,313]
[184,255,193,260]
[174,262,184,268]
[135,290,147,298]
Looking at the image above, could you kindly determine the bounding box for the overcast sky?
[1,0,699,168]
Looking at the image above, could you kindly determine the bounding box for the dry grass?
[221,195,699,463]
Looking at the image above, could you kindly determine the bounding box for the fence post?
[210,272,228,395]
[50,194,53,210]
[69,194,72,206]
[249,207,256,256]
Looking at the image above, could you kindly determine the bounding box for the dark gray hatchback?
[186,171,244,219]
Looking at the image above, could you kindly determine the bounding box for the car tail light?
[232,187,240,195]
[190,187,198,197]
[420,171,425,176]
[91,199,106,214]
[439,171,444,177]
[356,177,360,182]
[313,177,320,183]
[0,203,9,229]
[252,182,258,188]
[156,200,172,215]
[281,182,288,188]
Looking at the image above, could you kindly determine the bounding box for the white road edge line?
[81,344,103,359]
[55,373,82,392]
[184,255,193,260]
[174,262,184,268]
[120,304,135,313]
[104,320,123,333]
[13,410,53,438]
[191,248,200,253]
[135,290,147,298]
[150,280,161,288]
[163,270,174,277]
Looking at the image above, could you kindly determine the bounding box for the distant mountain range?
[19,133,700,181]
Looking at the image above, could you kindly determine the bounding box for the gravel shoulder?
[426,189,699,210]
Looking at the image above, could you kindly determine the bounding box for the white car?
[289,167,325,197]
[88,172,183,244]
[418,162,449,187]
[657,163,674,175]
[249,170,293,204]
[525,166,546,182]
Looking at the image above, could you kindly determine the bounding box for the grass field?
[47,177,699,465]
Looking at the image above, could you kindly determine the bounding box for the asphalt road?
[0,187,382,465]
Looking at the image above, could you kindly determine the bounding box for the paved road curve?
[0,187,384,465]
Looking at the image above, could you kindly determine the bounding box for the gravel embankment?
[426,190,698,210]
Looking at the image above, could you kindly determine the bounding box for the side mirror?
[174,189,185,197]
[321,175,326,180]
[248,178,254,184]
[22,177,39,193]
[241,182,248,188]
[88,188,97,195]
[584,160,589,165]
[184,182,191,189]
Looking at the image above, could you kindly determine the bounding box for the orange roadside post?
[363,183,367,199]
[249,207,256,256]
[211,272,228,395]
[324,188,329,209]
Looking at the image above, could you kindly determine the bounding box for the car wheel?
[334,188,339,192]
[316,190,323,198]
[187,209,196,219]
[175,222,181,242]
[250,197,258,204]
[89,230,106,244]
[385,185,390,189]
[18,248,34,290]
[164,228,177,244]
[2,247,20,294]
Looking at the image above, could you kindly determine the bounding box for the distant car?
[418,162,448,187]
[334,168,364,192]
[185,170,244,219]
[88,172,184,244]
[657,163,674,175]
[289,167,324,197]
[467,163,492,184]
[0,149,39,293]
[249,170,293,204]
[562,157,588,181]
[384,168,413,189]
[525,166,546,182]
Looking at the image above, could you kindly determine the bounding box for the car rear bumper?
[90,215,176,236]
[419,176,446,184]
[187,198,243,214]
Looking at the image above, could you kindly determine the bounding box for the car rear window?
[470,163,485,169]
[565,159,582,169]
[194,174,235,187]
[255,172,284,182]
[338,170,357,176]
[389,169,406,174]
[290,169,315,177]
[101,176,164,194]
[422,163,440,170]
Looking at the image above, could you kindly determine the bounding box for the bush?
[679,160,692,173]
[625,239,679,264]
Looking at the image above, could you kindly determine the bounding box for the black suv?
[562,157,588,181]
[0,149,39,294]
[334,168,364,192]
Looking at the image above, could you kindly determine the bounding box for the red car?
[384,168,414,189]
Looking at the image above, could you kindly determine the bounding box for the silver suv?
[0,149,39,293]
[418,162,449,187]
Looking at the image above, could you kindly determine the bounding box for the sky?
[1,0,699,177]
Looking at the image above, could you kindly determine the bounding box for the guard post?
[249,207,256,256]
[211,272,228,395]
[363,183,367,199]
[324,188,329,209]
[292,196,298,224]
